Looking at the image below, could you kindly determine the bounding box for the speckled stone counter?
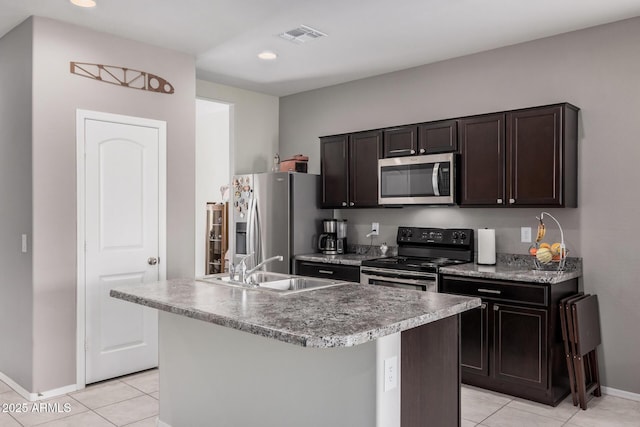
[440,254,582,284]
[294,252,381,266]
[110,278,480,348]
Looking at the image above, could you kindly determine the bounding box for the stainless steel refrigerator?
[231,172,327,274]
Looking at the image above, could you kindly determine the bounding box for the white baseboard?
[602,386,640,402]
[157,420,171,427]
[0,370,78,402]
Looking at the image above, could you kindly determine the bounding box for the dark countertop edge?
[110,289,481,349]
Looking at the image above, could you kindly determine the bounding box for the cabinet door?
[320,135,349,208]
[493,303,548,390]
[460,303,489,376]
[418,119,458,154]
[383,126,417,157]
[349,130,382,207]
[507,106,562,206]
[459,114,506,206]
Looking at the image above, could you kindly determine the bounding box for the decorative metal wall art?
[70,62,174,94]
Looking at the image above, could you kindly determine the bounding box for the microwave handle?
[432,162,440,196]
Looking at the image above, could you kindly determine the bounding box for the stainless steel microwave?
[378,153,455,205]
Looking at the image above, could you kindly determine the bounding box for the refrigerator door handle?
[246,197,254,261]
[247,196,261,266]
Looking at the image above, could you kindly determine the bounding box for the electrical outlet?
[384,356,398,392]
[521,227,532,243]
[371,222,379,236]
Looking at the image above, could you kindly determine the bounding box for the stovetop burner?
[360,226,475,273]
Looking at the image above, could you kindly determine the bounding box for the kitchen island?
[111,278,480,427]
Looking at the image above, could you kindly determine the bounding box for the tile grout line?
[477,396,514,424]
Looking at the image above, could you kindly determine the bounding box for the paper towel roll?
[477,228,496,265]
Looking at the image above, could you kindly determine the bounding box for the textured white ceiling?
[2,0,639,96]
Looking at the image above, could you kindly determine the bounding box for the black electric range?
[360,227,474,291]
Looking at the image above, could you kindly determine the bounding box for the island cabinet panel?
[441,275,578,406]
[383,126,418,157]
[459,114,506,206]
[320,130,382,208]
[460,103,578,207]
[418,119,458,154]
[401,315,460,427]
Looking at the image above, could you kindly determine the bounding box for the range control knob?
[460,232,467,240]
[452,232,459,240]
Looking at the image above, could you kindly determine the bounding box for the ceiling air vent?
[279,25,327,44]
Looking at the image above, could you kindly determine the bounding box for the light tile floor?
[1,371,638,426]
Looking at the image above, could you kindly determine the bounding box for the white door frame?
[76,109,167,389]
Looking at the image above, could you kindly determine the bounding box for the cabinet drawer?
[295,261,360,282]
[441,276,548,307]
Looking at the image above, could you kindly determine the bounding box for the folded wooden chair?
[559,292,584,406]
[570,294,602,410]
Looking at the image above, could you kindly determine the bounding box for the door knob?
[147,257,158,265]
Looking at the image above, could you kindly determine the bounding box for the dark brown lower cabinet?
[441,275,578,406]
[402,315,460,427]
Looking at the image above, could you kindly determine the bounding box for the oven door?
[360,267,437,292]
[378,153,454,205]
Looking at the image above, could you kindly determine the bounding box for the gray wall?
[280,17,640,394]
[16,17,195,393]
[196,80,279,175]
[0,18,34,391]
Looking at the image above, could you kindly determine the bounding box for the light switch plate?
[21,234,28,253]
[384,356,397,392]
[521,227,532,243]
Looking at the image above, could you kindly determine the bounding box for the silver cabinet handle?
[318,270,334,275]
[478,288,501,295]
[388,148,415,154]
[494,304,500,311]
[509,198,515,204]
[342,201,347,206]
[481,303,487,309]
[419,148,426,154]
[349,202,355,206]
[497,198,503,204]
[148,257,158,265]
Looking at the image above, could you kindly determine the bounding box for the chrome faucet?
[246,255,284,277]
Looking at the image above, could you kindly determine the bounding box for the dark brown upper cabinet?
[320,130,382,208]
[460,103,578,207]
[383,126,418,157]
[459,113,506,206]
[418,119,458,154]
[320,135,349,208]
[382,120,458,158]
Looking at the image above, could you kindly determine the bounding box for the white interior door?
[81,112,165,384]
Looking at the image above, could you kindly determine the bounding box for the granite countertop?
[110,279,480,348]
[440,254,583,284]
[294,253,381,266]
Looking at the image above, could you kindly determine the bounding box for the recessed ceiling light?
[258,51,278,61]
[70,0,97,8]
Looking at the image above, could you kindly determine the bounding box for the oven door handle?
[362,273,436,287]
[360,268,437,280]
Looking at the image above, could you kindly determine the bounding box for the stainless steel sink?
[197,273,347,295]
